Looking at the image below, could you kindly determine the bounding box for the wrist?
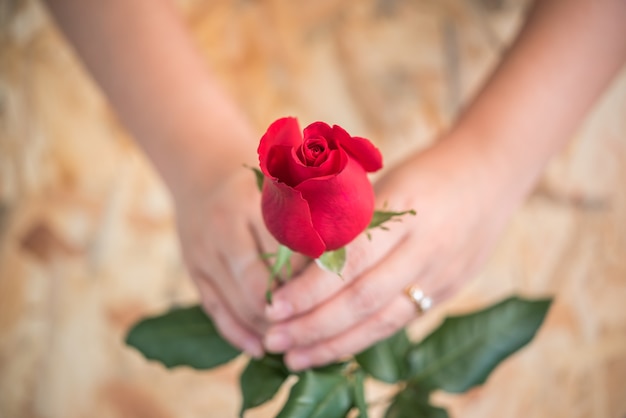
[426,127,544,218]
[452,122,549,201]
[138,98,259,205]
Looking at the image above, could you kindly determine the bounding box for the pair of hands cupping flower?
[42,1,626,413]
[177,117,508,371]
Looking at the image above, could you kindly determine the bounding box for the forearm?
[448,0,626,202]
[43,0,257,198]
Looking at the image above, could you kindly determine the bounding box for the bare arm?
[43,0,256,197]
[458,0,626,204]
[43,0,275,357]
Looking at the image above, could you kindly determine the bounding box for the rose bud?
[258,117,382,258]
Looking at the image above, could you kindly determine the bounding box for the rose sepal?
[315,247,347,277]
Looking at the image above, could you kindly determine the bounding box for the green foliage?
[351,369,369,418]
[275,369,354,418]
[125,305,240,369]
[263,244,294,304]
[245,165,265,192]
[384,386,449,418]
[125,296,552,417]
[368,209,416,230]
[355,329,411,383]
[316,247,346,276]
[406,296,552,393]
[240,354,290,417]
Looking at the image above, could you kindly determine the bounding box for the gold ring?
[404,285,433,315]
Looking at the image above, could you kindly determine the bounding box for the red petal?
[303,121,334,143]
[259,117,302,178]
[261,180,326,258]
[332,125,383,173]
[265,145,346,188]
[301,137,330,166]
[296,157,375,251]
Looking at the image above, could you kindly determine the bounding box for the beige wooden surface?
[1,0,626,417]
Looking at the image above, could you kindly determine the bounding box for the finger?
[205,220,272,332]
[193,273,265,358]
[283,270,459,371]
[265,223,409,322]
[248,208,278,254]
[283,293,418,371]
[215,253,271,334]
[421,253,472,305]
[263,237,427,351]
[231,250,274,333]
[273,251,470,368]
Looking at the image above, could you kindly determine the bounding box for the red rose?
[258,117,383,258]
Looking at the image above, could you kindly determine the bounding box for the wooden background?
[1,0,626,417]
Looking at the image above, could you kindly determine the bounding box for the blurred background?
[1,0,625,417]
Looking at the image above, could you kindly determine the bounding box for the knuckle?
[342,244,368,278]
[200,298,228,331]
[291,313,340,347]
[314,341,345,365]
[285,282,316,315]
[188,251,219,279]
[286,270,347,316]
[297,323,325,347]
[374,309,406,335]
[200,298,219,317]
[348,283,379,316]
[244,310,267,331]
[241,295,268,331]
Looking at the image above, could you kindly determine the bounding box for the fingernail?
[265,299,293,321]
[264,330,291,353]
[287,352,311,371]
[243,339,264,359]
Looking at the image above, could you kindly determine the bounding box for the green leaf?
[275,369,353,418]
[315,247,346,276]
[125,305,241,369]
[351,369,368,418]
[406,296,552,393]
[266,245,294,304]
[368,209,416,230]
[384,386,448,418]
[245,165,265,192]
[240,354,290,417]
[271,245,294,276]
[311,361,350,375]
[355,329,411,383]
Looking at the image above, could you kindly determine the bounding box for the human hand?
[174,168,279,358]
[262,135,525,370]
